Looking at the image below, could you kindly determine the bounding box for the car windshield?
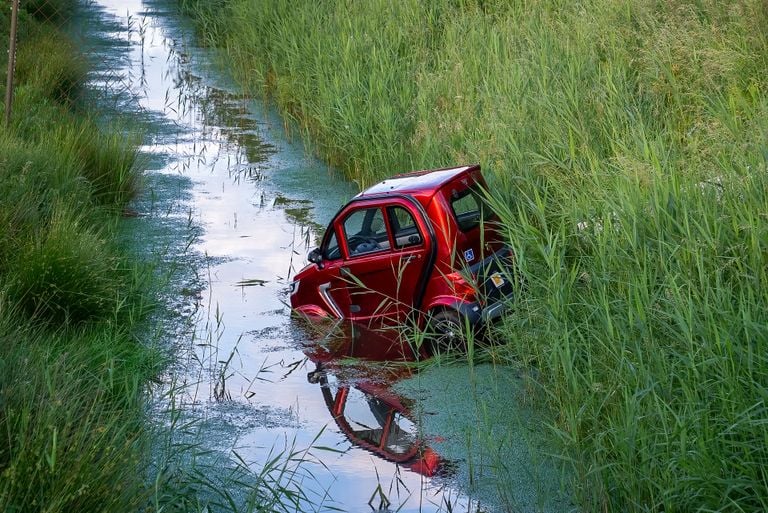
[322,229,340,260]
[449,185,494,232]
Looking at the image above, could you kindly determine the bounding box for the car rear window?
[449,186,494,232]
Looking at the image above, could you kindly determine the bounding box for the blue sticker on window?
[464,248,475,262]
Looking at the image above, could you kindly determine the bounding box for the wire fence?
[3,0,145,127]
[3,0,19,126]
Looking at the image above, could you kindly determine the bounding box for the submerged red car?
[289,164,516,349]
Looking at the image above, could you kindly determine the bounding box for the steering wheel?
[347,235,378,254]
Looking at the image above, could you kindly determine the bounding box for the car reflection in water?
[301,320,444,477]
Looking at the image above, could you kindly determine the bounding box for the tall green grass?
[0,5,159,511]
[487,167,768,510]
[20,0,80,23]
[15,24,86,102]
[0,306,159,512]
[180,0,768,187]
[181,0,768,510]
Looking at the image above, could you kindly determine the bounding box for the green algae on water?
[395,364,575,513]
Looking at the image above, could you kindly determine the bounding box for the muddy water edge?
[76,1,572,511]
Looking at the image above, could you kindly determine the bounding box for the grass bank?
[180,0,768,510]
[0,2,163,510]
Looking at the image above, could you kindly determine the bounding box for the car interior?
[344,206,424,256]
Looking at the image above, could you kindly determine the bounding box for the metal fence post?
[4,0,20,127]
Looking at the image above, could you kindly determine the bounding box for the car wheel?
[427,310,468,355]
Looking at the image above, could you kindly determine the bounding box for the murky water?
[75,2,573,512]
[76,1,479,511]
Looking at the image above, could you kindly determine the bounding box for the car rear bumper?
[455,297,506,327]
[462,245,517,325]
[480,300,506,323]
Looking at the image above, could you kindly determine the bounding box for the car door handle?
[402,254,420,264]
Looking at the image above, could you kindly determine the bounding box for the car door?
[332,198,431,322]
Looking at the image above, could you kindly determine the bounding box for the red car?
[289,164,515,349]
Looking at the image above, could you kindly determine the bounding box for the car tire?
[426,309,469,355]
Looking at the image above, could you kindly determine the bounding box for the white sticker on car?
[490,272,506,288]
[464,248,475,262]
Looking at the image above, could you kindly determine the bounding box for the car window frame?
[386,205,424,250]
[340,205,393,259]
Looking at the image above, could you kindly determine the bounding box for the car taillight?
[444,271,477,299]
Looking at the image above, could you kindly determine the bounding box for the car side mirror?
[308,248,323,265]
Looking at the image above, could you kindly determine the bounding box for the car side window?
[387,206,422,249]
[343,207,390,257]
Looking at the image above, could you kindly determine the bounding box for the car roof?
[355,164,480,201]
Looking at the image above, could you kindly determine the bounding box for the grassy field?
[179,0,768,510]
[0,2,164,510]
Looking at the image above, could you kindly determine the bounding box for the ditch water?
[77,1,573,511]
